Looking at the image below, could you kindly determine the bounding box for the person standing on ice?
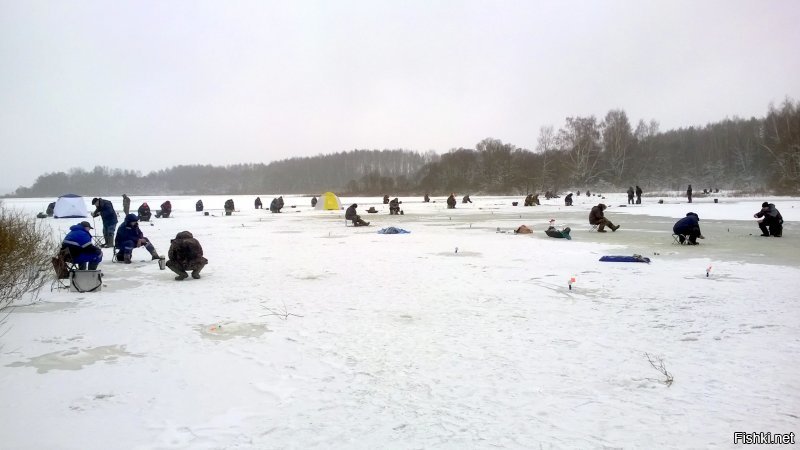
[345,204,370,226]
[635,185,643,204]
[91,197,118,248]
[673,212,704,245]
[224,199,235,216]
[115,214,163,264]
[311,196,318,207]
[589,203,620,232]
[166,231,208,280]
[122,194,131,215]
[627,186,635,205]
[687,184,693,203]
[754,201,783,237]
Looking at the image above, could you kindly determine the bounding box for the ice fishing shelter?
[315,192,342,210]
[53,194,89,218]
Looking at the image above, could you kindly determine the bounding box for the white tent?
[53,194,89,218]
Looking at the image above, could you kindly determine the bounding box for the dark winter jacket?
[635,186,642,196]
[62,224,102,262]
[383,195,390,204]
[46,202,55,216]
[389,198,400,208]
[564,194,573,206]
[589,204,607,224]
[270,197,284,213]
[311,197,318,207]
[627,187,634,198]
[92,198,118,225]
[168,231,207,270]
[345,204,359,220]
[673,213,700,235]
[115,214,144,248]
[755,204,783,226]
[462,195,472,203]
[160,201,172,214]
[196,200,204,211]
[255,197,262,209]
[447,195,457,208]
[224,199,235,211]
[138,203,152,221]
[122,195,131,214]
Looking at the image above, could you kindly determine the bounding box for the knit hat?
[762,202,769,208]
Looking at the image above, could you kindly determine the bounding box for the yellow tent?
[315,192,342,210]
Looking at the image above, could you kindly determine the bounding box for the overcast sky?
[1,0,798,193]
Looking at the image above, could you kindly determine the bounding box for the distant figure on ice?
[589,203,620,232]
[627,186,635,205]
[122,194,131,215]
[564,193,573,206]
[687,184,693,203]
[195,199,204,212]
[270,196,284,213]
[586,190,591,197]
[673,212,704,245]
[383,195,390,204]
[137,202,152,222]
[166,231,208,281]
[61,221,103,270]
[532,194,540,206]
[635,185,643,204]
[389,198,402,215]
[423,193,430,203]
[115,214,162,264]
[524,194,533,206]
[224,199,235,216]
[91,197,118,248]
[754,202,783,237]
[462,194,472,204]
[311,196,318,207]
[446,194,457,209]
[254,197,263,209]
[345,204,370,227]
[156,200,172,218]
[46,201,56,217]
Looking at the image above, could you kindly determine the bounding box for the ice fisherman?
[224,199,235,216]
[122,194,131,215]
[137,202,152,221]
[345,204,370,227]
[564,193,573,206]
[91,197,118,248]
[255,197,263,209]
[389,198,401,215]
[166,231,208,281]
[673,212,704,245]
[447,194,457,209]
[61,221,103,270]
[114,214,163,263]
[589,203,620,232]
[754,202,783,237]
[156,200,172,218]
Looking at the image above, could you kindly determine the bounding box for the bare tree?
[602,109,634,184]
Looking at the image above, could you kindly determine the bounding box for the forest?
[7,99,799,197]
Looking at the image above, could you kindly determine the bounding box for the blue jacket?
[62,224,101,263]
[115,214,144,247]
[93,199,118,225]
[673,213,700,235]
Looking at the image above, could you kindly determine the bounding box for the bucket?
[158,258,166,270]
[69,270,103,292]
[714,198,718,203]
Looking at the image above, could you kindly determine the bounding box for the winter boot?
[123,253,132,264]
[191,263,205,279]
[611,225,620,232]
[149,249,162,261]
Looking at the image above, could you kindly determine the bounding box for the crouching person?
[345,203,370,226]
[166,231,208,280]
[62,221,103,270]
[114,214,162,264]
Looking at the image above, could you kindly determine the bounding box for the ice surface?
[0,193,798,448]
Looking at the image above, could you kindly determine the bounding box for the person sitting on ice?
[166,231,208,280]
[389,197,402,215]
[446,194,457,209]
[270,196,284,213]
[61,221,103,270]
[673,212,704,245]
[589,203,620,232]
[137,202,152,222]
[311,196,318,207]
[462,194,473,204]
[155,200,172,218]
[224,199,235,216]
[345,204,370,227]
[564,193,573,206]
[114,214,163,264]
[195,199,204,212]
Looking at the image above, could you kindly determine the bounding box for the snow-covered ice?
[1,193,798,449]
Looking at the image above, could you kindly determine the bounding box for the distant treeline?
[8,99,799,197]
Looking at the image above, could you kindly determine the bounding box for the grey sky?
[1,0,798,193]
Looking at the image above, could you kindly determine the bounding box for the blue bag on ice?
[377,227,410,234]
[599,255,651,263]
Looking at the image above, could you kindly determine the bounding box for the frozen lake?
[1,193,798,449]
